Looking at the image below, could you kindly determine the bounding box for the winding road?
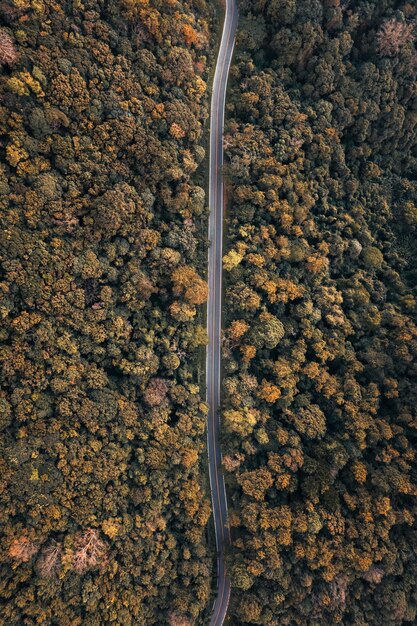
[206,1,238,625]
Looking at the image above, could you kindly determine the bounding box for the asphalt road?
[206,1,238,625]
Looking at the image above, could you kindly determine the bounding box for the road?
[206,0,238,625]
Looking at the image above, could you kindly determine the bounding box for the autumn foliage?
[36,541,62,578]
[168,613,193,626]
[8,535,38,564]
[0,0,214,623]
[0,29,18,66]
[2,0,417,623]
[376,18,415,56]
[222,0,417,624]
[71,529,108,574]
[172,266,208,305]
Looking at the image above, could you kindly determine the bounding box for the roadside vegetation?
[222,1,417,624]
[0,0,214,624]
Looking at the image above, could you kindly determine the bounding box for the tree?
[8,533,39,563]
[224,408,258,438]
[0,29,18,66]
[237,468,274,501]
[171,266,208,305]
[36,540,62,578]
[168,613,193,626]
[249,312,284,349]
[144,378,169,407]
[257,380,281,403]
[71,528,108,574]
[376,19,415,56]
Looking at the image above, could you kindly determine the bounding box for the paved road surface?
[206,1,238,625]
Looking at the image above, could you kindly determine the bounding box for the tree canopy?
[222,0,417,624]
[0,0,215,624]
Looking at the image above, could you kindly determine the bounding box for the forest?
[222,0,417,624]
[0,0,215,624]
[2,0,417,624]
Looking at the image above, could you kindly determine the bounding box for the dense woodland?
[222,0,417,624]
[0,0,215,624]
[3,0,417,624]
